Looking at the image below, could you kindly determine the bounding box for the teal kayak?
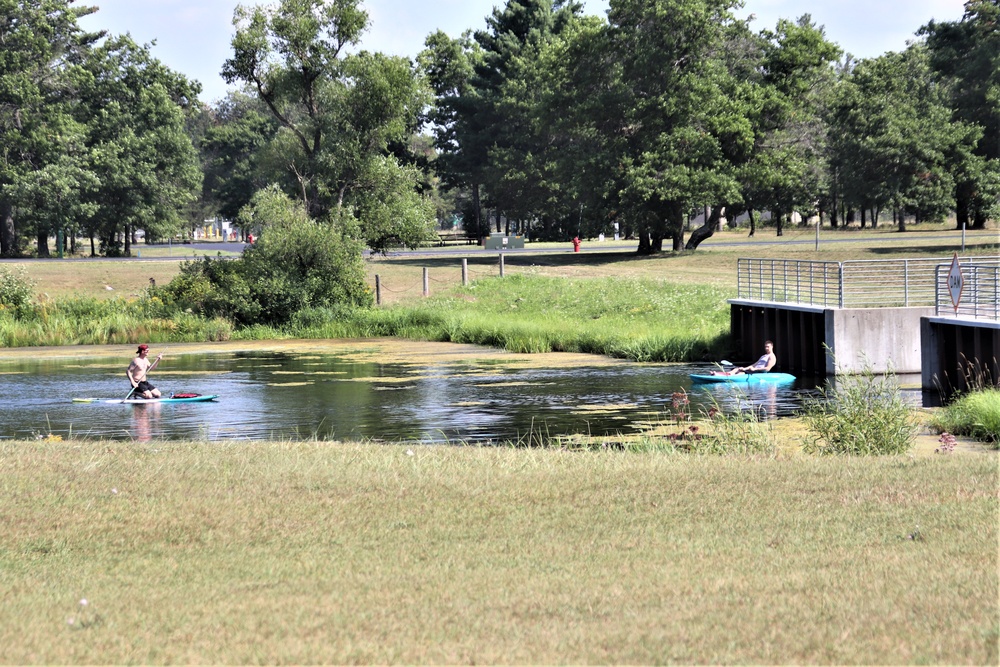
[73,394,220,404]
[690,373,795,384]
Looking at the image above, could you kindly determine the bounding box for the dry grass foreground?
[0,441,996,664]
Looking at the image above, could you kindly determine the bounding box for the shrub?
[157,187,373,327]
[0,265,35,316]
[802,365,917,455]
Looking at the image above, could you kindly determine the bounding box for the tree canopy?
[2,0,997,266]
[0,0,202,257]
[221,0,436,251]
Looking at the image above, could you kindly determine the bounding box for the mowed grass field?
[5,223,998,302]
[1,222,998,664]
[0,442,996,664]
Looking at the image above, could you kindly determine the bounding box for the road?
[1,229,993,262]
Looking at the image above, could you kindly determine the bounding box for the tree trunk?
[472,183,483,238]
[0,199,15,256]
[972,206,987,229]
[747,208,756,237]
[685,205,724,250]
[897,209,906,232]
[37,231,49,258]
[636,232,652,255]
[774,210,784,237]
[124,223,131,256]
[90,234,96,257]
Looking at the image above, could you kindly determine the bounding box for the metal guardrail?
[737,256,1000,312]
[935,263,1000,320]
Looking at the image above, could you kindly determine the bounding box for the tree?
[922,0,1000,228]
[76,35,203,256]
[474,0,583,238]
[827,47,974,229]
[418,29,487,238]
[605,0,747,253]
[749,16,839,239]
[201,92,278,225]
[222,0,435,250]
[0,0,100,256]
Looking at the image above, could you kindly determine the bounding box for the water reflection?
[0,346,923,443]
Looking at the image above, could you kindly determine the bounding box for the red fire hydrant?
[572,236,581,252]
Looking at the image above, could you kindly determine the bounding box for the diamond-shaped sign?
[948,253,964,312]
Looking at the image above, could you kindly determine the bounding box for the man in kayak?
[127,344,163,399]
[713,341,776,375]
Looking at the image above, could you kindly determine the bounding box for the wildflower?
[935,432,957,454]
[79,599,88,607]
[406,449,414,456]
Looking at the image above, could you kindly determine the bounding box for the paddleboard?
[690,373,795,384]
[73,394,220,404]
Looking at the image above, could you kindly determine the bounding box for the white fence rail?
[935,263,1000,320]
[737,256,1000,314]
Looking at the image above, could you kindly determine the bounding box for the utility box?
[482,233,524,250]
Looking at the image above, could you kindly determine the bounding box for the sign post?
[948,253,964,313]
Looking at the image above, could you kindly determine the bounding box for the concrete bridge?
[728,256,999,395]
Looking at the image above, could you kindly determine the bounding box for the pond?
[0,340,923,443]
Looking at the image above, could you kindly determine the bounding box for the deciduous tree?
[223,0,435,250]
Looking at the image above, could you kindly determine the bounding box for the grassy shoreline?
[1,440,996,664]
[2,225,997,360]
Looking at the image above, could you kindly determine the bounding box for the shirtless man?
[127,344,163,399]
[713,341,776,375]
[737,340,776,374]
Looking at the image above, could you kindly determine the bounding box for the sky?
[77,0,967,105]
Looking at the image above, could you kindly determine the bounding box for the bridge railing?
[935,263,1000,321]
[737,256,1000,311]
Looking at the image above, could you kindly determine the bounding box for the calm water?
[0,346,921,443]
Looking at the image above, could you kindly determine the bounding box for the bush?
[802,365,917,455]
[157,187,373,327]
[0,265,35,316]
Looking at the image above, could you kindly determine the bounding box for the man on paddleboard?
[127,344,163,399]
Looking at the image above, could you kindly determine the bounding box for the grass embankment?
[0,276,731,361]
[5,225,997,360]
[1,441,995,664]
[930,388,1000,443]
[299,275,732,361]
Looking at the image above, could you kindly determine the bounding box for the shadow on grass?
[375,249,694,271]
[868,242,1000,255]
